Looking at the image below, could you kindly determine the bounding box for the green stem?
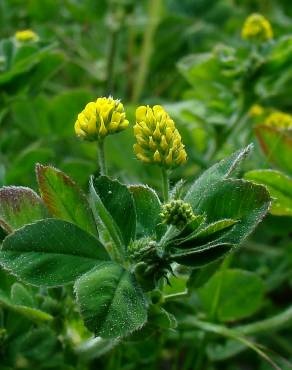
[236,305,292,335]
[131,0,162,102]
[97,140,106,175]
[193,334,208,370]
[164,291,188,301]
[161,167,169,202]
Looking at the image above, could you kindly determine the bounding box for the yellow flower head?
[75,97,129,141]
[133,105,187,168]
[241,14,273,42]
[15,29,39,42]
[249,104,264,118]
[264,111,292,129]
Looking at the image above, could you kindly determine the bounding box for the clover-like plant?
[0,99,271,340]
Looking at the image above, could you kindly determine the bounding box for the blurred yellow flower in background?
[241,14,273,42]
[264,111,292,129]
[15,29,39,42]
[249,104,264,118]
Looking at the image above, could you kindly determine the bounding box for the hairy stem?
[161,167,169,202]
[97,140,106,175]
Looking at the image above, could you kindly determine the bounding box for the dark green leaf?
[194,179,271,245]
[184,145,252,210]
[129,185,161,238]
[91,176,136,246]
[75,262,147,338]
[171,179,270,266]
[187,260,221,290]
[0,219,108,287]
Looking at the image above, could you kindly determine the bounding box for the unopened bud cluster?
[133,105,187,168]
[128,238,170,291]
[160,200,195,229]
[128,238,157,263]
[241,14,273,42]
[75,97,129,141]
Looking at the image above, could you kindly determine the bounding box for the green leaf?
[171,242,233,267]
[0,219,108,287]
[175,219,238,248]
[11,283,34,307]
[187,260,221,290]
[255,125,292,175]
[184,145,252,210]
[0,287,52,322]
[12,327,63,365]
[74,262,148,338]
[171,179,270,267]
[198,269,264,321]
[92,176,136,246]
[89,178,125,262]
[36,164,98,237]
[245,169,292,216]
[129,185,161,238]
[0,186,47,233]
[194,179,271,245]
[5,145,54,185]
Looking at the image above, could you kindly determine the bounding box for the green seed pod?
[160,199,195,229]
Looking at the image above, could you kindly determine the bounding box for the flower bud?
[241,14,273,42]
[160,200,195,229]
[15,29,39,42]
[75,97,129,141]
[264,111,292,129]
[133,105,187,168]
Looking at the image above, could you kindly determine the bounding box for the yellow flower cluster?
[133,105,187,168]
[15,29,38,42]
[264,111,292,129]
[249,104,264,118]
[241,14,273,42]
[75,97,129,141]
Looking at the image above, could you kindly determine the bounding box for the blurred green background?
[0,0,291,191]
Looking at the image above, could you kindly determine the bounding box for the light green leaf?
[75,262,148,338]
[11,283,34,307]
[0,186,47,233]
[0,288,52,322]
[0,219,108,287]
[36,164,98,237]
[245,169,292,216]
[198,269,264,321]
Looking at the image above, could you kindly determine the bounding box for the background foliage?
[0,0,292,369]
